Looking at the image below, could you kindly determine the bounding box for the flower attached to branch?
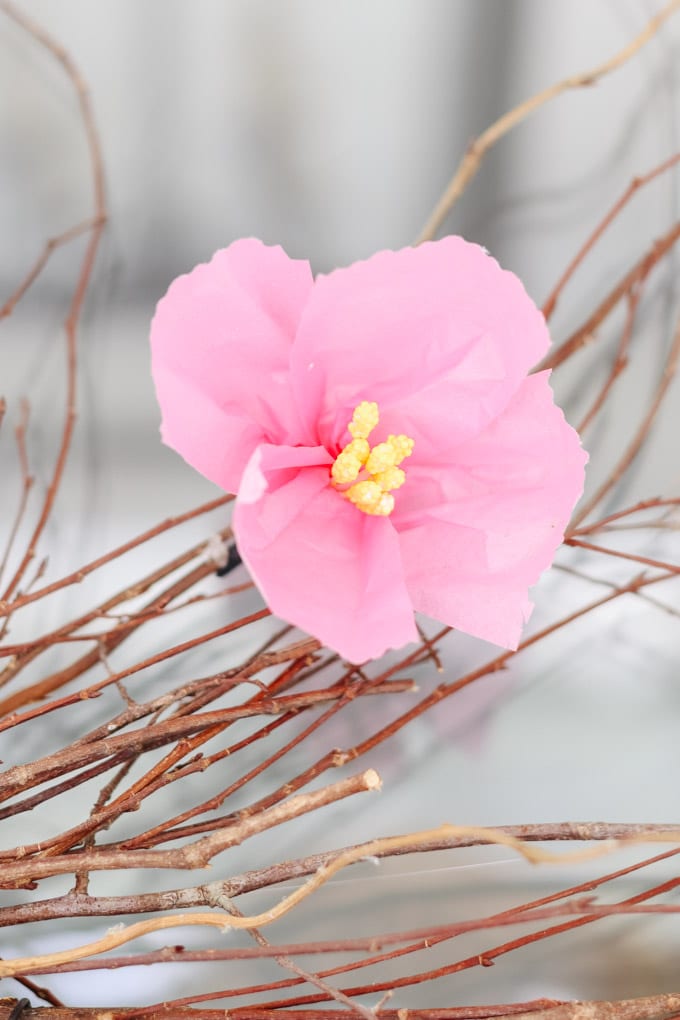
[151,238,586,662]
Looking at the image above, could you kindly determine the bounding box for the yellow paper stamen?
[330,438,370,485]
[331,402,414,516]
[386,434,415,463]
[348,401,379,441]
[372,466,406,492]
[346,480,395,517]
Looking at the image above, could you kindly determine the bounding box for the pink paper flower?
[151,237,586,662]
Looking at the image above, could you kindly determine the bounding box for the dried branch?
[0,820,674,929]
[576,288,640,434]
[566,537,680,574]
[0,527,234,703]
[235,873,680,1010]
[0,217,104,320]
[3,817,680,978]
[540,221,680,372]
[415,1,680,242]
[571,311,680,526]
[216,895,378,1020]
[0,999,678,1020]
[571,497,680,536]
[0,601,268,720]
[542,152,680,320]
[0,999,555,1020]
[0,770,383,975]
[0,0,107,602]
[0,494,232,619]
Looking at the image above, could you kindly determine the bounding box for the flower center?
[330,401,415,516]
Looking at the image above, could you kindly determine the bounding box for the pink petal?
[290,237,549,453]
[234,444,418,662]
[397,373,587,648]
[151,239,314,493]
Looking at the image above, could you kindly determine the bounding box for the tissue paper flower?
[151,237,586,662]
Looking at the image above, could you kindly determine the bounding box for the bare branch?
[416,2,680,242]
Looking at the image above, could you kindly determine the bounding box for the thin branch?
[16,898,680,974]
[0,580,252,656]
[577,287,640,434]
[0,528,233,701]
[4,818,680,977]
[4,681,411,857]
[0,494,233,618]
[0,770,384,974]
[0,1001,558,1020]
[566,537,680,574]
[0,217,104,320]
[571,497,680,535]
[215,894,377,1020]
[0,400,34,590]
[415,1,680,242]
[0,588,265,720]
[0,0,107,602]
[540,221,680,372]
[0,769,385,888]
[0,677,393,811]
[0,820,674,928]
[345,571,676,764]
[116,669,388,851]
[542,152,680,320]
[242,874,680,1009]
[571,311,680,526]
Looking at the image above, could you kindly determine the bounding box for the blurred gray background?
[1,0,680,1010]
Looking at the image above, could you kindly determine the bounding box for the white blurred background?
[1,0,680,1009]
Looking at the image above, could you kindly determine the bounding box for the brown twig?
[0,821,673,929]
[571,497,680,535]
[540,221,680,372]
[0,0,107,603]
[215,895,377,1020]
[0,678,397,810]
[0,494,233,618]
[6,681,411,859]
[0,573,262,718]
[116,668,389,852]
[570,311,680,526]
[238,874,680,1010]
[566,537,680,574]
[542,152,680,320]
[0,770,384,974]
[415,2,680,243]
[0,527,233,700]
[0,1000,558,1020]
[576,288,640,434]
[0,217,104,320]
[0,581,253,656]
[4,822,680,976]
[0,401,34,590]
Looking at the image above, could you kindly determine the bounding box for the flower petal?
[151,239,314,492]
[399,520,533,649]
[397,373,587,648]
[290,237,549,452]
[234,444,418,662]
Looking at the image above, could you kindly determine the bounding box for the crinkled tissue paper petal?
[234,443,419,662]
[150,238,314,493]
[397,372,588,648]
[290,237,551,453]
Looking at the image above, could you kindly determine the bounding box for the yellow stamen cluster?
[331,401,414,516]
